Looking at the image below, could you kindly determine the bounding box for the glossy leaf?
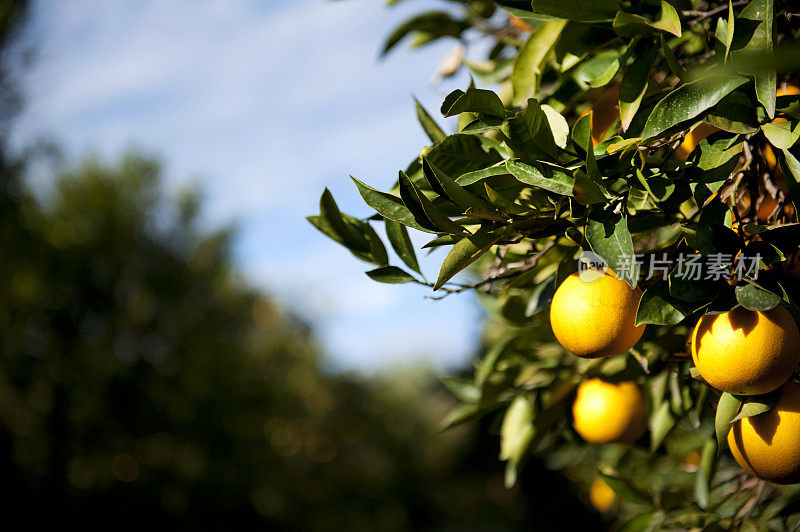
[352,176,433,233]
[506,160,575,196]
[365,266,417,284]
[414,97,446,143]
[619,45,656,131]
[434,230,499,290]
[730,393,778,423]
[715,392,742,449]
[502,98,558,160]
[735,282,781,311]
[423,134,505,178]
[640,75,748,139]
[733,0,775,118]
[441,86,507,118]
[398,171,465,234]
[422,158,494,212]
[585,210,637,287]
[636,280,694,326]
[385,219,421,274]
[762,120,800,149]
[511,20,567,105]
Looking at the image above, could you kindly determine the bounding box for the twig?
[422,239,557,300]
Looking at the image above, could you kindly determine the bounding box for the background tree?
[313,0,800,529]
[0,0,606,528]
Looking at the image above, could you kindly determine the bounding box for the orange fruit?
[572,378,648,444]
[728,381,800,484]
[550,271,645,358]
[691,307,800,395]
[589,477,616,512]
[675,123,719,161]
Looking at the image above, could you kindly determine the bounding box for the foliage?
[312,0,800,528]
[0,151,607,529]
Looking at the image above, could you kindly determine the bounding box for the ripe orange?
[572,378,648,444]
[728,381,800,484]
[550,271,645,358]
[691,307,800,395]
[589,477,616,512]
[675,123,719,161]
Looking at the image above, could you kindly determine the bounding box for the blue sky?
[11,0,486,371]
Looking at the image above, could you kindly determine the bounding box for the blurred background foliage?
[0,1,607,529]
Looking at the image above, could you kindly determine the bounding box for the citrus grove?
[310,0,800,529]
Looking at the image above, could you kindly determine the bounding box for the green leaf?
[506,160,575,196]
[650,401,677,453]
[777,149,800,214]
[636,280,694,326]
[571,112,592,154]
[434,230,499,290]
[640,75,748,139]
[439,403,481,431]
[455,163,510,186]
[694,439,717,510]
[476,334,515,385]
[573,170,608,205]
[585,210,637,287]
[542,104,569,149]
[352,176,433,233]
[659,34,685,81]
[309,190,389,266]
[732,0,775,118]
[422,158,494,212]
[414,97,446,143]
[440,376,481,403]
[382,11,468,56]
[618,512,657,532]
[502,98,558,160]
[735,282,781,311]
[762,120,800,149]
[725,0,735,63]
[320,188,370,253]
[484,182,528,215]
[385,219,421,275]
[365,266,416,284]
[715,392,742,449]
[441,86,507,118]
[423,134,505,178]
[530,0,618,23]
[731,393,778,423]
[705,90,759,133]
[598,472,652,506]
[619,45,656,131]
[398,171,465,234]
[613,1,682,38]
[511,20,567,105]
[691,133,743,206]
[499,396,535,465]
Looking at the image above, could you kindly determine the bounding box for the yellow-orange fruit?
[550,271,645,358]
[589,477,616,512]
[675,122,719,161]
[572,378,648,444]
[728,381,800,484]
[691,307,800,395]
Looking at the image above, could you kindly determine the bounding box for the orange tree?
[311,1,800,529]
